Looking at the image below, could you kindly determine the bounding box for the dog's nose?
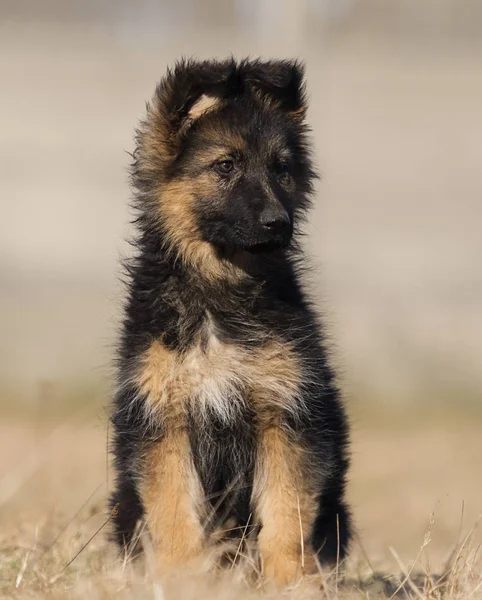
[259,205,291,231]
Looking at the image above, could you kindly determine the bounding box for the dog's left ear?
[242,59,307,118]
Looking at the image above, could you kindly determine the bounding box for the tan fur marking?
[188,94,221,120]
[158,178,243,282]
[138,340,175,398]
[139,99,174,171]
[224,130,246,150]
[140,429,206,572]
[137,340,183,422]
[201,128,246,153]
[138,334,303,424]
[253,426,318,586]
[249,341,302,414]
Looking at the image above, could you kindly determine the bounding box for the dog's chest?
[138,317,302,422]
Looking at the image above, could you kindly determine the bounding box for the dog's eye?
[275,162,290,183]
[215,159,234,174]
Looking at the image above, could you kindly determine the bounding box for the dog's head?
[133,58,316,275]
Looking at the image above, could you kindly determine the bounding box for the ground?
[1,408,480,599]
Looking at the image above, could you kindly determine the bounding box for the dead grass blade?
[388,512,434,600]
[296,493,305,571]
[49,503,119,584]
[15,524,39,589]
[231,513,252,570]
[43,482,104,555]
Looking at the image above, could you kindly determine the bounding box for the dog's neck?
[133,228,299,305]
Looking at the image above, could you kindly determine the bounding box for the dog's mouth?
[227,221,293,254]
[244,238,290,254]
[201,219,293,256]
[215,237,291,263]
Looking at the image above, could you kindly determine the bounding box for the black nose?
[259,204,291,232]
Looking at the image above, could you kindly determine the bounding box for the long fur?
[110,58,351,584]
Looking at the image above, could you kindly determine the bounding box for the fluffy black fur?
[110,58,351,570]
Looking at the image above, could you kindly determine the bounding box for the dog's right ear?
[134,60,234,181]
[157,60,229,133]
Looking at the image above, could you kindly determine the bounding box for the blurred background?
[0,0,481,591]
[2,0,481,413]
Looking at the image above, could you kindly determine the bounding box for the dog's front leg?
[253,424,318,587]
[140,426,207,573]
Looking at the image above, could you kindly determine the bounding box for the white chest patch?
[137,323,303,424]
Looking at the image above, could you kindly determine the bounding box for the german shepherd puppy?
[110,58,351,586]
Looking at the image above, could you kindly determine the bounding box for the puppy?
[110,58,351,586]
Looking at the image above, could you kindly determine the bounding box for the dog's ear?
[135,59,233,177]
[242,59,307,118]
[157,60,230,129]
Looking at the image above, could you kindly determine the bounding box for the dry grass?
[0,414,481,600]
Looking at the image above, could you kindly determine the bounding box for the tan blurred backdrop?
[1,0,481,414]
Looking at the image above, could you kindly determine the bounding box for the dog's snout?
[259,204,291,232]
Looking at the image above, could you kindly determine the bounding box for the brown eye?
[215,159,234,174]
